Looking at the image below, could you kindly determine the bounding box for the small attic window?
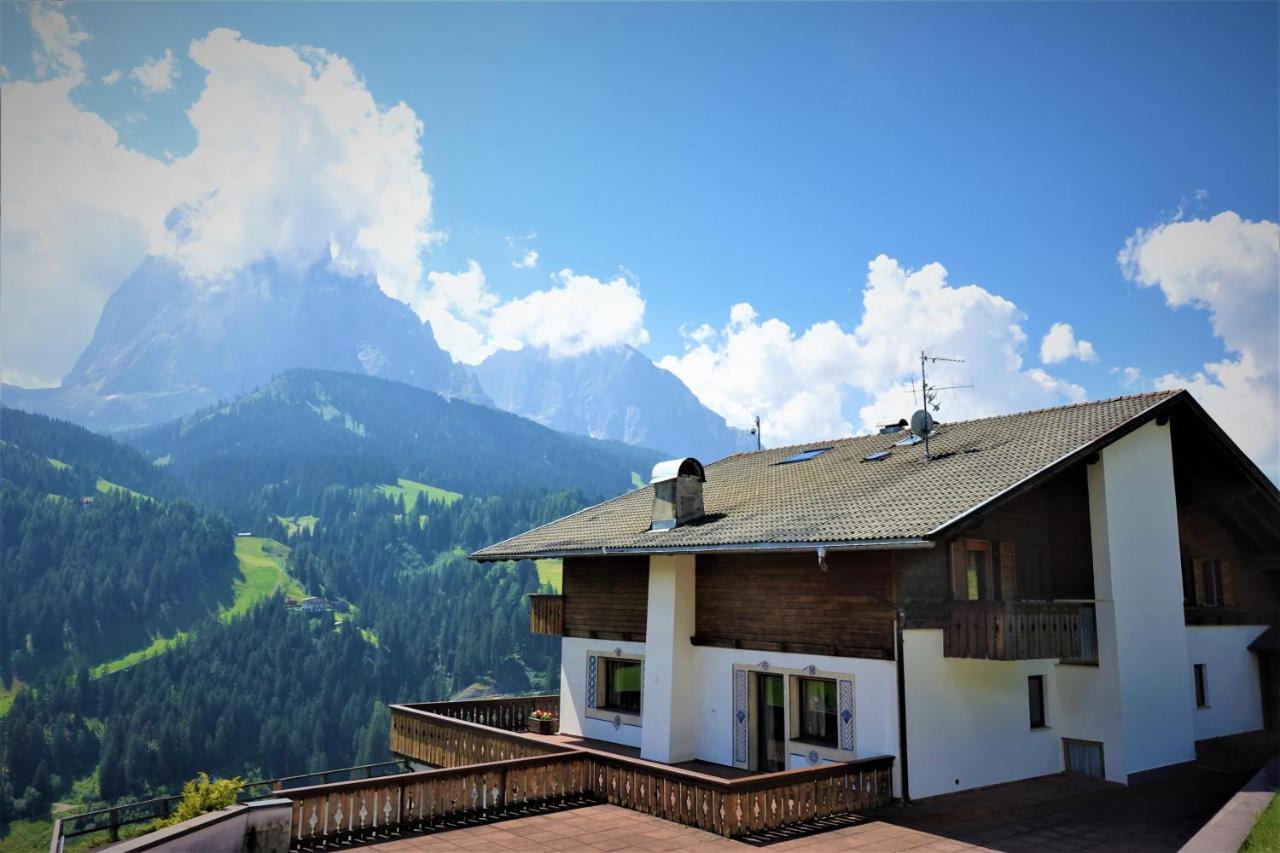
[863,450,891,462]
[778,447,832,464]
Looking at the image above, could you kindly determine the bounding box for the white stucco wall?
[904,630,1066,798]
[1090,420,1197,777]
[1186,625,1268,740]
[692,647,899,769]
[559,636,646,748]
[641,554,699,762]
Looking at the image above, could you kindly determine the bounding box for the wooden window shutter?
[1000,541,1018,602]
[950,540,968,600]
[1220,560,1234,606]
[1191,559,1205,606]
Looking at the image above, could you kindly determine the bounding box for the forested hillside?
[130,369,659,523]
[0,376,640,849]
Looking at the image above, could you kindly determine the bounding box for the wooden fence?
[944,601,1095,661]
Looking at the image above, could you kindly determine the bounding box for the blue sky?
[1,2,1277,469]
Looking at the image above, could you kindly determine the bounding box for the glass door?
[754,672,786,772]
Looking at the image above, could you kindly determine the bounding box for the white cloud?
[659,255,1086,447]
[512,250,539,270]
[129,49,178,95]
[416,263,649,364]
[1,25,440,386]
[101,69,122,85]
[29,3,88,79]
[1040,322,1098,364]
[1118,210,1280,477]
[1111,366,1142,389]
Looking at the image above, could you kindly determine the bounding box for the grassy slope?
[95,479,151,501]
[0,678,25,716]
[92,537,301,677]
[631,471,646,489]
[535,559,563,592]
[379,478,461,513]
[276,514,318,535]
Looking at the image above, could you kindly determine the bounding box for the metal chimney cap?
[650,457,706,484]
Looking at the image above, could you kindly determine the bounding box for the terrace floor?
[360,731,1276,852]
[528,732,755,780]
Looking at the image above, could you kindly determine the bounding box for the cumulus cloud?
[101,69,122,85]
[29,3,88,79]
[1111,366,1142,390]
[130,49,178,95]
[1,23,440,386]
[512,250,539,270]
[1118,210,1279,476]
[659,255,1086,446]
[1040,322,1098,364]
[416,263,649,364]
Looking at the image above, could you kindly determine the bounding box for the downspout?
[818,546,911,804]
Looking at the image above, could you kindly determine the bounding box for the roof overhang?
[928,390,1280,541]
[471,537,933,563]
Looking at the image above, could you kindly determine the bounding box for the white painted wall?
[1186,625,1268,740]
[1090,420,1197,777]
[559,636,646,748]
[904,630,1064,798]
[691,646,899,769]
[640,554,699,763]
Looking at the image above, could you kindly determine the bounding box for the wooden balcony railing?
[528,594,564,635]
[283,752,594,850]
[944,601,1097,662]
[385,700,894,840]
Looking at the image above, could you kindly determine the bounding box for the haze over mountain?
[476,344,754,462]
[2,257,485,431]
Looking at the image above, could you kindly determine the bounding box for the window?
[1201,560,1223,607]
[602,658,641,714]
[1194,664,1208,708]
[778,447,832,465]
[796,677,838,747]
[966,545,989,601]
[1028,675,1046,729]
[1063,739,1105,779]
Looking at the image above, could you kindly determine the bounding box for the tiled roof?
[472,391,1184,560]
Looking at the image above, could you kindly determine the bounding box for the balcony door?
[754,672,786,772]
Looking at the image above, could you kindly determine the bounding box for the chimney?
[650,458,706,531]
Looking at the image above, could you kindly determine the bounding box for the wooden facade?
[694,551,896,660]
[528,594,564,636]
[562,555,649,641]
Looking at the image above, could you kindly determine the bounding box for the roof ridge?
[712,389,1184,465]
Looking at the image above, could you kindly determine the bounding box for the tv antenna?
[750,415,762,452]
[913,350,973,460]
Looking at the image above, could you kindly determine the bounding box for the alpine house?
[469,389,1278,801]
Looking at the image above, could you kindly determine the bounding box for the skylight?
[778,447,832,464]
[895,434,924,446]
[863,450,891,462]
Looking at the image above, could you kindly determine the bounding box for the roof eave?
[470,537,935,563]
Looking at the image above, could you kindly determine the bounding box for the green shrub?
[157,773,243,828]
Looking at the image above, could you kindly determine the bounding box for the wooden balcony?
[529,593,564,635]
[381,697,894,841]
[944,601,1097,662]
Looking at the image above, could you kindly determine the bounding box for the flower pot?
[527,717,558,735]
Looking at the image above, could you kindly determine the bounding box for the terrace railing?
[48,760,410,853]
[379,699,894,841]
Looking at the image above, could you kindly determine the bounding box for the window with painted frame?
[794,677,838,747]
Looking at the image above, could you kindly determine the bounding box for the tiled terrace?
[361,803,978,852]
[358,732,1277,852]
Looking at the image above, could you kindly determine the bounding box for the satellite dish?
[910,409,935,437]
